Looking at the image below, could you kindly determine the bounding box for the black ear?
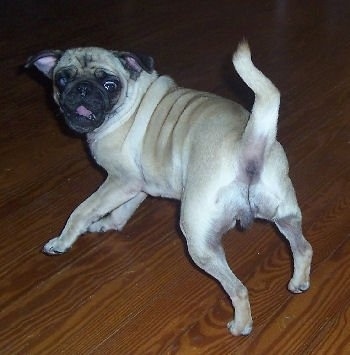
[116,51,154,80]
[25,50,63,79]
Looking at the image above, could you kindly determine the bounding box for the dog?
[26,41,313,336]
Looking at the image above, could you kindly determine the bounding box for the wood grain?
[1,0,349,353]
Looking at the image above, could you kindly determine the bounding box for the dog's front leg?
[88,192,147,233]
[43,176,143,255]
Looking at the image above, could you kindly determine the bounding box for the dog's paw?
[42,237,69,255]
[227,319,253,336]
[288,279,310,294]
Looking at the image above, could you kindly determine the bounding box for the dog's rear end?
[180,41,312,336]
[233,41,313,292]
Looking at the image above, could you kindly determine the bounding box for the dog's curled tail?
[232,40,280,179]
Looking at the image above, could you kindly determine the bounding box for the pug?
[26,41,312,336]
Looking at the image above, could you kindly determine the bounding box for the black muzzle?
[60,79,110,134]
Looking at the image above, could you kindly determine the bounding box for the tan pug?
[26,41,312,336]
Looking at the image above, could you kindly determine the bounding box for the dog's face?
[53,49,123,133]
[26,47,154,133]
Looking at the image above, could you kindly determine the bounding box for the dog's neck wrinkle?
[86,74,176,182]
[121,75,176,166]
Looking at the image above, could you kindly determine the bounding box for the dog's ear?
[114,51,154,80]
[25,50,63,79]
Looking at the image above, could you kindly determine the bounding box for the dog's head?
[26,47,154,134]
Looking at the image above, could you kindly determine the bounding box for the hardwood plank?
[151,178,349,354]
[0,200,177,353]
[1,0,349,353]
[241,238,350,354]
[306,304,350,354]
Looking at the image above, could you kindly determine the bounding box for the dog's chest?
[88,129,183,200]
[140,161,183,199]
[88,129,140,177]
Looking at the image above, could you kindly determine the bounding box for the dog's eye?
[55,76,68,91]
[103,80,118,92]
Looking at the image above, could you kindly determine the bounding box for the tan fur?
[31,42,312,336]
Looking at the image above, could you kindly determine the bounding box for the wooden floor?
[1,1,350,353]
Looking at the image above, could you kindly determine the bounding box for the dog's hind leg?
[252,171,313,294]
[276,214,312,293]
[180,196,253,336]
[273,190,313,293]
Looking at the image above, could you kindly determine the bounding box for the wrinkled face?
[53,50,124,134]
[26,46,154,134]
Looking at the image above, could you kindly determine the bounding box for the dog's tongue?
[76,105,92,117]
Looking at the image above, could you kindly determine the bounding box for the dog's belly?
[140,151,184,199]
[142,180,182,199]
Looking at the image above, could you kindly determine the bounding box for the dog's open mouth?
[59,82,111,133]
[62,104,104,133]
[76,105,96,121]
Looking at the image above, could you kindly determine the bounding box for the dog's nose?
[76,82,91,97]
